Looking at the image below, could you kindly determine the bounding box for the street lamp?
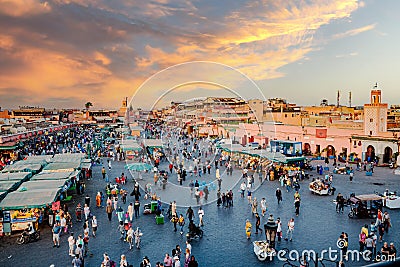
[264,214,278,249]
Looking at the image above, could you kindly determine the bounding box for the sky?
[0,0,399,110]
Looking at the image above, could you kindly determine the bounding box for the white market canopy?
[80,159,92,169]
[0,188,59,210]
[0,172,32,182]
[143,139,163,148]
[51,153,86,163]
[0,181,21,193]
[120,140,142,152]
[42,162,81,173]
[1,162,42,174]
[19,180,67,191]
[25,155,53,165]
[30,171,78,181]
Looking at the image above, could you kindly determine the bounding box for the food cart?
[309,179,333,195]
[382,191,400,209]
[253,240,276,261]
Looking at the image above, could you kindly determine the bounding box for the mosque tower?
[363,83,388,136]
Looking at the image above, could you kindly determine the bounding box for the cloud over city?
[0,0,366,108]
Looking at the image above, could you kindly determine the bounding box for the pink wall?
[234,123,363,157]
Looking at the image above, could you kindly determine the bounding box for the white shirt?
[84,206,90,215]
[276,221,282,232]
[68,236,75,246]
[288,221,295,230]
[261,199,267,210]
[198,209,204,218]
[60,217,67,227]
[186,243,192,253]
[240,183,246,191]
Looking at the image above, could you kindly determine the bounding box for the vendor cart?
[253,240,276,261]
[309,180,333,195]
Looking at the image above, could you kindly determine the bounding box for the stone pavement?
[0,158,399,267]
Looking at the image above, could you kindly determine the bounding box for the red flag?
[52,201,60,211]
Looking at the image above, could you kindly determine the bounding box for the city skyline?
[1,0,399,109]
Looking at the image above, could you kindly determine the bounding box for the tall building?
[363,87,388,136]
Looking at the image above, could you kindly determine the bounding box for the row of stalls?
[0,153,89,236]
[217,143,306,169]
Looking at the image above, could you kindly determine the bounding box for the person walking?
[276,218,282,242]
[106,203,113,222]
[251,197,258,215]
[171,214,179,232]
[285,218,295,241]
[68,232,76,256]
[83,231,91,257]
[127,203,134,222]
[91,216,98,237]
[198,207,204,226]
[101,166,106,179]
[260,198,267,216]
[336,193,345,213]
[83,204,90,221]
[52,221,62,248]
[186,207,194,222]
[203,186,209,201]
[178,214,185,235]
[276,188,283,204]
[255,213,262,234]
[96,192,101,208]
[245,219,252,239]
[134,200,140,218]
[72,253,82,267]
[294,197,301,216]
[383,211,391,233]
[240,182,246,198]
[75,203,83,222]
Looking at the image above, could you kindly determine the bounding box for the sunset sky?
[0,0,399,110]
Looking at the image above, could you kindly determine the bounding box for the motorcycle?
[16,230,41,244]
[186,226,203,242]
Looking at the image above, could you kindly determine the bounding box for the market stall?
[0,189,58,231]
[41,162,81,173]
[120,140,142,160]
[1,162,43,174]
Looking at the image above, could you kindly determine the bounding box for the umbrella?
[125,163,153,181]
[125,163,153,172]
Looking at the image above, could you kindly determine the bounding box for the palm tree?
[85,102,93,111]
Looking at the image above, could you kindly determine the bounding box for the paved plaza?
[0,154,399,267]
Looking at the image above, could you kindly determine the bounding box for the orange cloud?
[0,0,365,108]
[332,23,376,39]
[0,0,51,17]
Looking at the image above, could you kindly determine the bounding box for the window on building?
[370,131,372,135]
[316,120,318,123]
[370,118,373,122]
[353,141,356,146]
[285,114,287,118]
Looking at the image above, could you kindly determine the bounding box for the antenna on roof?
[337,90,340,108]
[349,91,352,107]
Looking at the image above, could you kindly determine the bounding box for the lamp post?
[264,214,278,249]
